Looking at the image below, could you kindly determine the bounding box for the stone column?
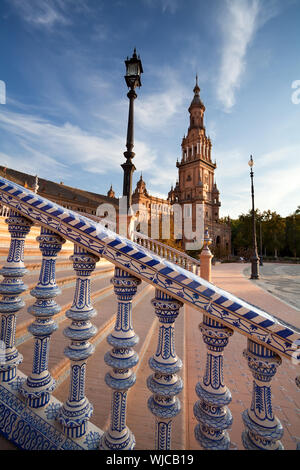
[20,227,65,408]
[99,267,141,450]
[242,339,283,450]
[194,315,233,449]
[0,210,32,382]
[147,289,183,450]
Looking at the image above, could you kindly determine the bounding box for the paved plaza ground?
[245,263,300,312]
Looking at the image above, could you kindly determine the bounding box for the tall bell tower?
[168,77,226,250]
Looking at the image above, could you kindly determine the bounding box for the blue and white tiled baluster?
[20,227,65,408]
[147,289,183,450]
[242,339,283,450]
[58,245,99,439]
[194,315,233,450]
[0,210,32,382]
[99,267,141,450]
[296,376,300,449]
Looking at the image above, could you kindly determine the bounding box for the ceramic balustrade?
[194,314,233,450]
[0,176,299,451]
[132,232,201,274]
[147,289,183,450]
[99,267,141,450]
[20,227,65,408]
[242,339,284,450]
[57,245,99,439]
[0,210,33,382]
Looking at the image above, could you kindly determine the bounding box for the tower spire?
[193,74,200,96]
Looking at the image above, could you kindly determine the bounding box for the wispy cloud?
[216,0,281,112]
[216,0,261,112]
[135,86,186,132]
[0,108,157,184]
[216,144,300,217]
[8,0,92,30]
[9,0,70,28]
[135,66,189,133]
[143,0,180,14]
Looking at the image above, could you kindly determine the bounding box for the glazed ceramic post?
[194,315,233,450]
[0,210,32,382]
[242,339,283,450]
[200,228,213,283]
[295,376,300,449]
[58,245,99,439]
[20,227,65,408]
[147,289,183,450]
[99,267,141,450]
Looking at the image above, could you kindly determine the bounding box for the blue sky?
[0,0,299,218]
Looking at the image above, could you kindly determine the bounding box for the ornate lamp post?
[259,220,263,266]
[122,48,143,211]
[248,155,259,279]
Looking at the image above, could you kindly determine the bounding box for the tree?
[260,211,285,258]
[231,210,262,258]
[285,208,300,257]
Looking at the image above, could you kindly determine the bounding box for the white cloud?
[135,68,189,132]
[143,0,180,14]
[0,108,157,181]
[135,88,185,132]
[217,144,300,218]
[216,0,281,112]
[216,0,261,112]
[9,0,70,28]
[8,0,92,30]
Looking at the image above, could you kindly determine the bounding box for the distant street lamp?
[122,48,143,211]
[259,220,263,266]
[248,155,260,279]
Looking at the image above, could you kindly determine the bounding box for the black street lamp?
[248,155,260,279]
[259,220,264,266]
[122,48,143,210]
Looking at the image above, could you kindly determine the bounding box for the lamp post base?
[250,256,259,280]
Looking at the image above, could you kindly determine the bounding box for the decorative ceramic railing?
[76,211,201,275]
[132,231,201,275]
[0,203,9,218]
[0,174,299,451]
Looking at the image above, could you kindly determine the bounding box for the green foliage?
[230,206,300,258]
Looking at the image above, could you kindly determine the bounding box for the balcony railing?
[0,174,299,451]
[131,231,201,275]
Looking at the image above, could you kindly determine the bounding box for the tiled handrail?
[132,231,201,275]
[0,176,298,361]
[76,211,201,274]
[0,203,10,217]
